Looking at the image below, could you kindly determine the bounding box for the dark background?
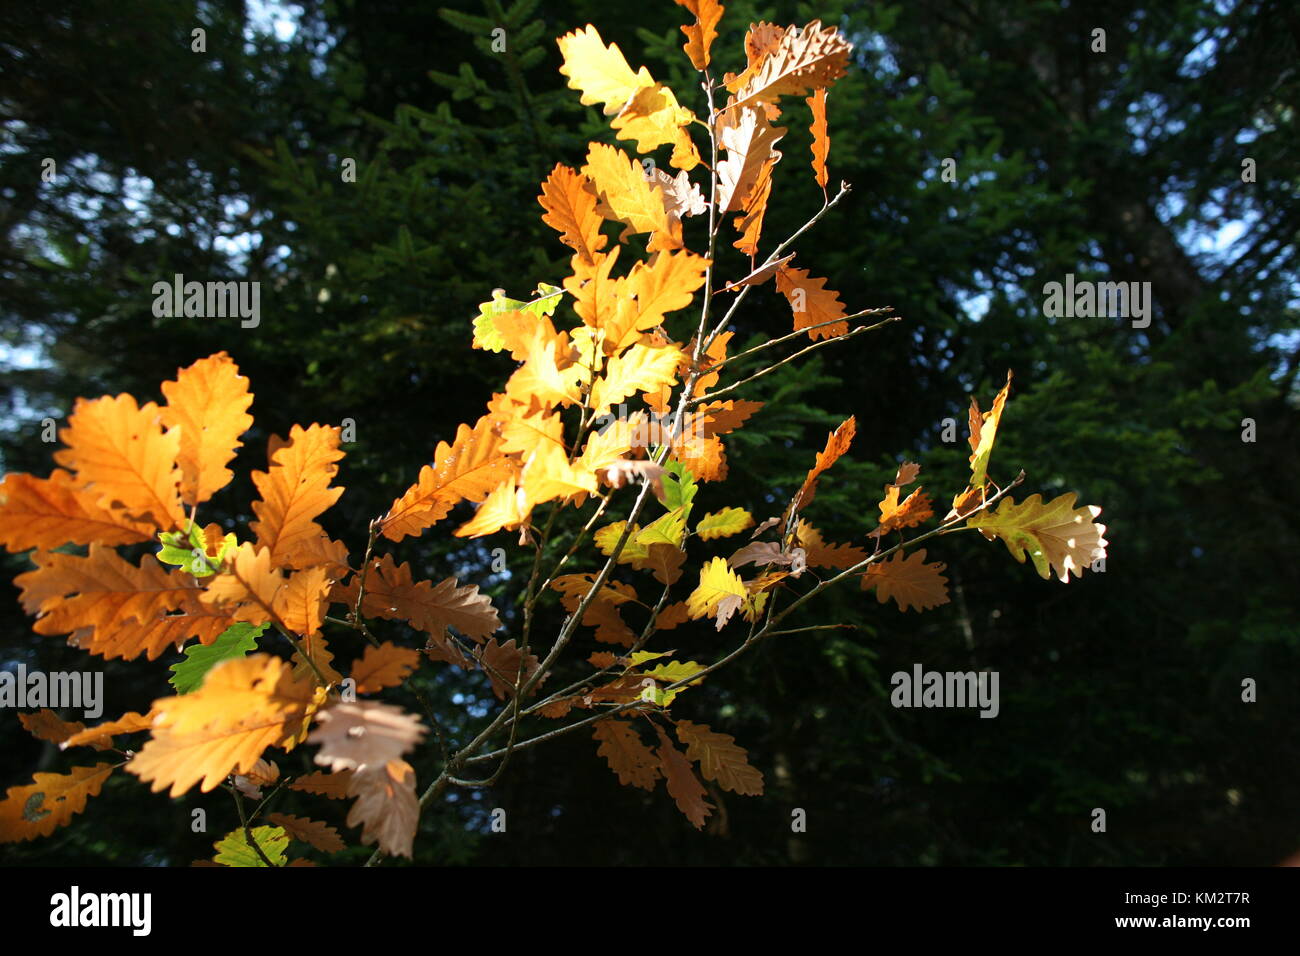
[1,0,1298,865]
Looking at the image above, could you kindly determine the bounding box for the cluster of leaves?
[0,0,1107,862]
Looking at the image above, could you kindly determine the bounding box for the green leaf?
[472,284,564,352]
[660,460,698,517]
[212,825,289,867]
[643,660,707,685]
[169,623,265,694]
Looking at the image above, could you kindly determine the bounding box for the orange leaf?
[581,143,683,252]
[0,470,154,552]
[775,264,849,340]
[160,351,254,505]
[60,711,154,749]
[478,638,543,699]
[250,424,345,565]
[289,769,353,799]
[724,19,852,112]
[807,88,829,189]
[538,163,608,266]
[333,555,501,642]
[127,654,322,796]
[796,415,855,508]
[674,0,724,70]
[0,763,114,843]
[871,486,934,537]
[18,710,90,748]
[350,642,421,694]
[54,393,184,530]
[346,759,419,859]
[675,719,764,795]
[380,416,516,542]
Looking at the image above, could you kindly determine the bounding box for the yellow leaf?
[968,492,1108,582]
[160,351,254,505]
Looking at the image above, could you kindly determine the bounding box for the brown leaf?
[289,769,354,799]
[675,720,764,795]
[267,812,346,854]
[861,549,951,612]
[593,719,661,790]
[655,726,713,828]
[346,759,419,859]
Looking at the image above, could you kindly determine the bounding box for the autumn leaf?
[160,352,254,506]
[582,143,683,251]
[861,549,951,612]
[674,0,724,70]
[655,726,713,828]
[16,544,208,661]
[871,486,934,537]
[538,164,608,266]
[0,764,114,843]
[716,106,786,215]
[795,520,866,569]
[807,88,829,189]
[54,393,184,529]
[968,493,1108,582]
[0,470,154,552]
[796,415,855,508]
[610,84,700,171]
[128,654,322,796]
[289,770,353,799]
[776,264,849,341]
[308,700,426,774]
[557,24,653,115]
[249,423,344,566]
[675,719,764,795]
[686,556,747,630]
[333,555,501,642]
[380,416,517,542]
[968,370,1013,488]
[589,341,683,414]
[18,710,91,749]
[478,638,544,700]
[350,642,421,695]
[60,712,154,750]
[593,719,660,790]
[346,759,419,859]
[725,19,852,113]
[695,507,754,540]
[267,813,346,854]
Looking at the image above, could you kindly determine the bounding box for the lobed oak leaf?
[211,824,288,867]
[968,493,1107,583]
[249,423,345,565]
[725,19,852,112]
[308,700,426,774]
[159,351,254,506]
[289,769,354,799]
[695,507,754,540]
[557,24,654,115]
[266,812,346,854]
[968,370,1013,489]
[655,726,713,828]
[870,486,934,538]
[380,416,516,542]
[54,393,185,530]
[776,264,849,341]
[478,638,544,699]
[538,164,608,266]
[795,415,855,508]
[593,719,660,790]
[794,520,866,569]
[0,470,154,552]
[582,143,683,252]
[675,719,764,795]
[350,642,421,695]
[0,763,115,843]
[674,0,725,70]
[807,88,830,189]
[19,710,93,749]
[861,549,951,612]
[346,759,419,859]
[686,556,747,630]
[128,654,323,796]
[333,554,502,642]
